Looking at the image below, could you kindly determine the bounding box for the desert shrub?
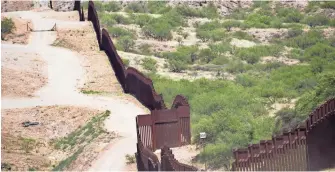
[138,43,152,55]
[122,58,130,67]
[125,154,136,164]
[141,57,157,72]
[277,8,303,23]
[288,48,305,61]
[232,31,254,41]
[142,21,173,41]
[244,13,273,28]
[198,48,217,63]
[225,60,253,73]
[252,0,270,9]
[117,36,135,52]
[196,21,226,42]
[125,2,148,13]
[320,1,335,9]
[209,42,232,56]
[303,43,335,61]
[302,14,330,27]
[108,14,132,25]
[142,10,184,40]
[287,28,303,38]
[108,27,135,39]
[284,30,324,49]
[222,20,243,31]
[211,56,230,65]
[100,14,117,27]
[227,8,250,20]
[235,74,258,87]
[256,62,284,72]
[104,1,122,12]
[305,1,321,13]
[132,14,153,28]
[282,23,305,29]
[235,45,283,64]
[270,18,283,28]
[1,17,15,39]
[148,1,170,14]
[162,45,198,64]
[168,59,187,72]
[175,2,218,19]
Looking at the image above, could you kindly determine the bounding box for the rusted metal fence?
[136,95,191,151]
[232,98,335,171]
[85,1,196,170]
[87,1,102,50]
[161,146,199,171]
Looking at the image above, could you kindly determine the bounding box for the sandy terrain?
[1,16,32,44]
[1,50,47,98]
[1,1,34,12]
[52,27,122,94]
[1,105,106,171]
[1,9,149,171]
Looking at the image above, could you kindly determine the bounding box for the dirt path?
[1,10,147,171]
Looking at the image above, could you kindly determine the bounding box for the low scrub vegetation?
[141,57,157,72]
[1,17,15,40]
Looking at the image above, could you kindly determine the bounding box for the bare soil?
[1,1,34,12]
[53,26,123,94]
[1,16,32,44]
[1,50,47,98]
[1,106,105,171]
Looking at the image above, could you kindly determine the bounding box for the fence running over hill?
[82,1,197,171]
[232,98,335,171]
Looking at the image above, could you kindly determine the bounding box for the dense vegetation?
[93,1,335,170]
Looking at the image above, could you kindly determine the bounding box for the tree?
[222,20,242,31]
[177,36,183,46]
[199,48,217,63]
[117,36,135,52]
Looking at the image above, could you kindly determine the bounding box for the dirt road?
[1,10,146,171]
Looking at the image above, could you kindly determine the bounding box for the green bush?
[122,58,130,67]
[100,14,117,27]
[107,14,132,25]
[142,21,173,41]
[175,3,218,19]
[232,31,254,41]
[208,42,232,56]
[162,45,199,64]
[1,17,15,39]
[147,1,170,14]
[196,21,226,42]
[138,43,152,55]
[244,13,274,28]
[141,57,157,72]
[125,2,148,13]
[284,30,324,49]
[235,45,283,64]
[142,10,184,41]
[320,1,335,9]
[303,43,335,61]
[225,60,253,73]
[302,14,330,27]
[211,56,230,65]
[108,27,135,39]
[277,8,303,23]
[198,48,217,63]
[227,8,250,20]
[117,36,135,52]
[222,20,243,31]
[132,14,153,28]
[168,59,187,72]
[287,28,303,38]
[104,1,122,12]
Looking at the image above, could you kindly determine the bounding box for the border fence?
[62,1,335,171]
